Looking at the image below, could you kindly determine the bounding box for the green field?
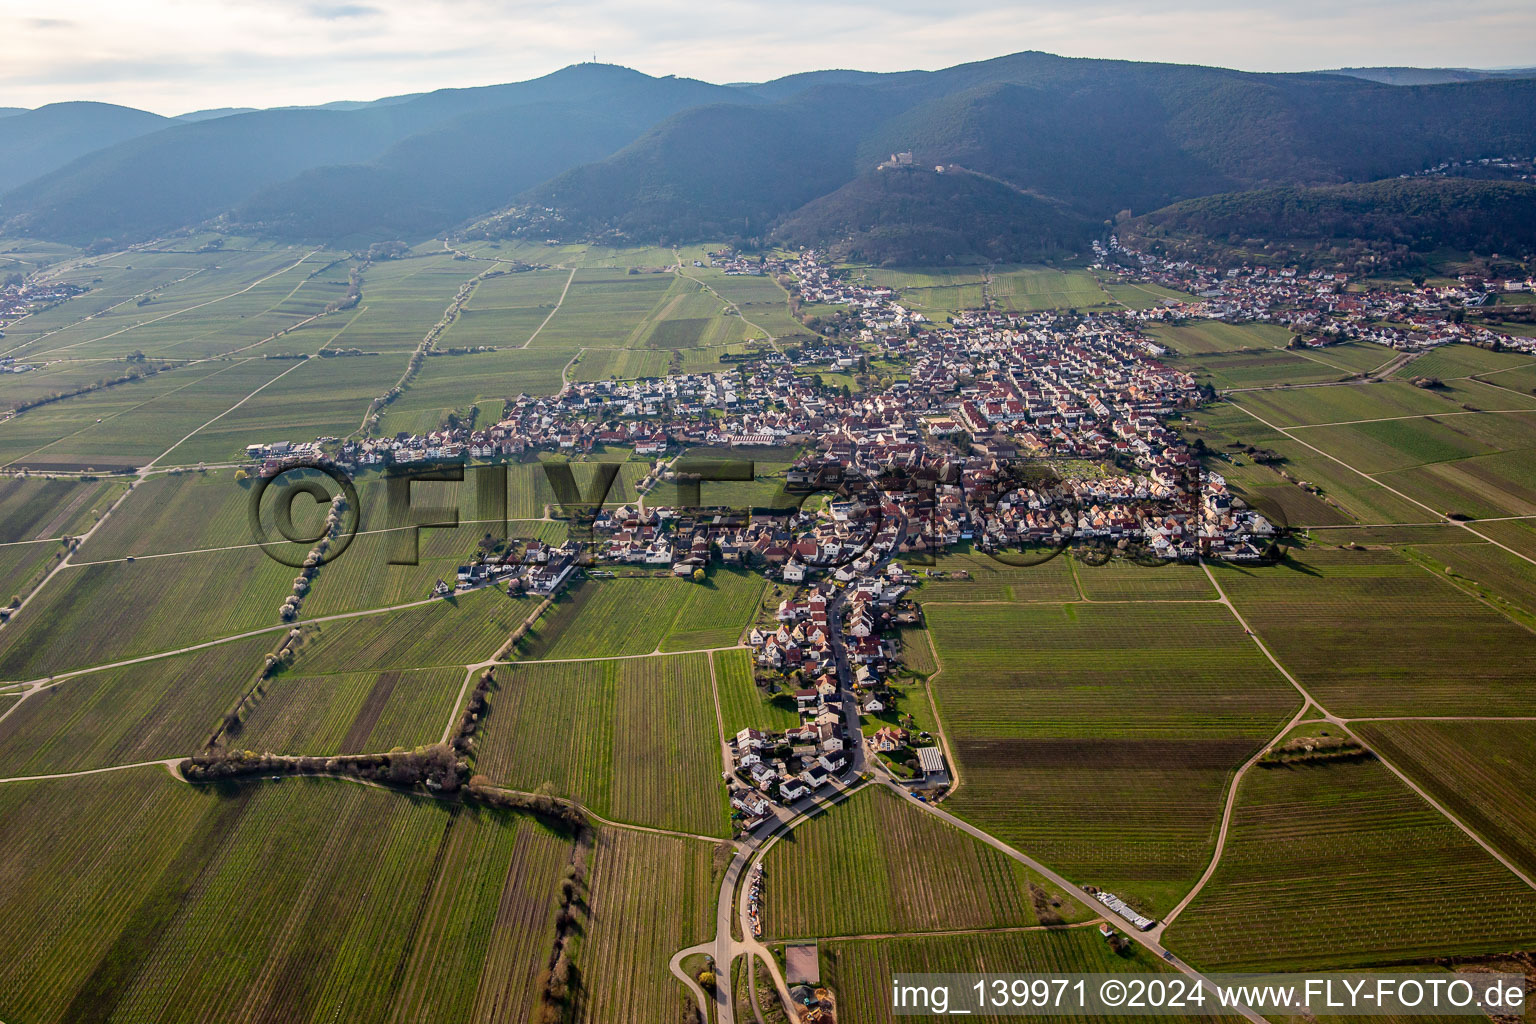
[1154,326,1405,391]
[167,350,405,463]
[0,634,275,775]
[0,769,571,1024]
[915,547,1080,603]
[858,265,1112,316]
[1355,720,1536,880]
[1102,279,1200,309]
[990,267,1110,311]
[1163,757,1536,970]
[1471,358,1536,398]
[0,546,298,679]
[518,572,763,660]
[1185,348,1353,390]
[0,538,64,605]
[374,347,572,436]
[1151,323,1368,391]
[0,246,420,470]
[1230,377,1536,430]
[1213,547,1536,715]
[1392,344,1536,380]
[1402,540,1536,620]
[1272,408,1536,520]
[714,647,800,734]
[473,653,729,836]
[896,625,938,676]
[0,359,270,470]
[686,266,811,343]
[579,827,726,1024]
[923,600,1299,912]
[1070,558,1217,601]
[1463,515,1536,561]
[0,475,121,542]
[233,664,467,756]
[860,266,988,316]
[73,467,337,560]
[1186,402,1437,524]
[285,588,525,672]
[1377,449,1536,519]
[1305,523,1464,546]
[1291,411,1536,474]
[1151,320,1295,356]
[762,786,1087,938]
[2,246,345,361]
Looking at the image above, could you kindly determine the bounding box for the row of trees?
[531,828,591,1022]
[5,362,171,419]
[183,743,469,792]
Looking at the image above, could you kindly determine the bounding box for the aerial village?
[236,246,1321,840]
[1094,236,1536,354]
[236,238,1536,837]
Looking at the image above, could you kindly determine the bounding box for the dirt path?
[869,776,1274,1024]
[12,248,321,360]
[910,626,963,797]
[1374,349,1424,377]
[517,266,578,349]
[706,648,733,777]
[794,920,1101,944]
[1186,557,1536,903]
[143,351,320,470]
[674,255,778,347]
[1227,400,1536,568]
[559,348,584,388]
[0,757,185,784]
[1156,690,1311,932]
[746,954,768,1024]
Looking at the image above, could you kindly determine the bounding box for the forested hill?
[0,65,743,246]
[1121,178,1536,270]
[6,52,1536,257]
[0,102,170,194]
[770,166,1094,264]
[504,55,1536,252]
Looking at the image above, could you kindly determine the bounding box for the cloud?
[306,3,380,19]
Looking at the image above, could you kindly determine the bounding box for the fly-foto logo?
[248,453,1292,571]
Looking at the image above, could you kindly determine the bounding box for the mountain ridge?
[5,53,1536,258]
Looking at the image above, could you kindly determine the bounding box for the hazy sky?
[3,0,1534,114]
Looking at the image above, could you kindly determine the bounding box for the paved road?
[876,774,1272,1024]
